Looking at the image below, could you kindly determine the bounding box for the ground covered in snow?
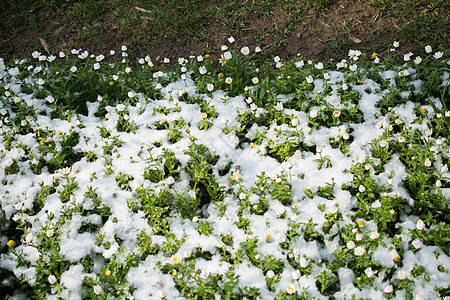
[0,44,449,299]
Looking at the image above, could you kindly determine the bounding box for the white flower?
[252,77,259,84]
[59,167,71,175]
[37,78,45,85]
[364,267,377,278]
[274,102,283,111]
[93,63,100,70]
[393,41,400,48]
[398,270,407,280]
[70,66,77,72]
[266,270,275,278]
[333,110,341,118]
[323,73,330,80]
[167,176,175,185]
[224,51,232,60]
[46,229,54,237]
[32,51,40,59]
[46,95,55,103]
[21,120,27,126]
[116,104,126,112]
[255,46,261,53]
[299,256,309,268]
[8,67,19,76]
[291,269,301,280]
[225,77,233,84]
[306,75,314,84]
[414,56,422,64]
[286,283,296,295]
[291,118,299,127]
[113,74,119,80]
[404,52,413,61]
[358,185,366,193]
[48,275,57,284]
[425,45,432,53]
[424,158,432,167]
[434,51,443,59]
[411,239,422,249]
[436,180,442,188]
[295,60,304,68]
[309,109,318,118]
[346,240,356,249]
[164,58,170,63]
[379,140,388,148]
[207,83,214,92]
[315,62,323,70]
[349,64,357,72]
[355,233,363,241]
[274,56,280,63]
[416,219,425,230]
[221,45,228,51]
[94,285,102,295]
[354,246,365,256]
[228,36,235,43]
[241,46,250,56]
[369,230,379,240]
[384,285,393,294]
[199,66,207,75]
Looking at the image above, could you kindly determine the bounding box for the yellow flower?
[172,257,179,263]
[205,54,211,59]
[4,140,9,146]
[357,220,365,227]
[109,81,114,86]
[40,140,45,145]
[218,73,224,79]
[164,206,169,210]
[266,234,271,239]
[371,53,378,58]
[7,240,15,247]
[421,108,428,115]
[105,270,111,276]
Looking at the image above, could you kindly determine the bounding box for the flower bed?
[0,41,449,299]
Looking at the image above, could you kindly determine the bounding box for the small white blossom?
[384,285,393,294]
[354,246,365,256]
[434,51,443,59]
[425,45,432,53]
[346,240,356,250]
[94,285,102,295]
[416,219,425,230]
[48,275,57,284]
[240,46,250,55]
